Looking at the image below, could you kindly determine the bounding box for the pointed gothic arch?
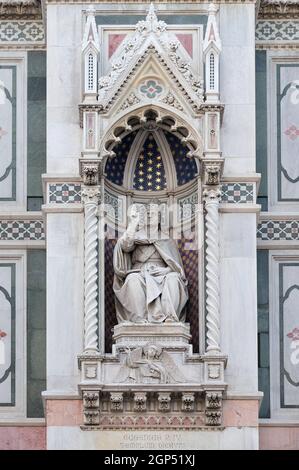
[100,104,204,163]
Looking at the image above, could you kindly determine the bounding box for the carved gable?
[97,4,204,115]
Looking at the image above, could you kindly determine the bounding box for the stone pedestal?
[112,322,192,352]
[78,322,227,430]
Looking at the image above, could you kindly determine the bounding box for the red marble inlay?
[176,33,193,58]
[287,327,299,340]
[108,34,126,58]
[284,124,299,141]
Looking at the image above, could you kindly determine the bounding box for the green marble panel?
[27,250,46,418]
[256,51,268,210]
[27,52,46,211]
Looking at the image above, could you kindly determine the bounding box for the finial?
[146,2,157,22]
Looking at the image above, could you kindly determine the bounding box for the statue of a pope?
[113,202,188,324]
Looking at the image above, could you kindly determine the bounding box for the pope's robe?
[113,230,188,323]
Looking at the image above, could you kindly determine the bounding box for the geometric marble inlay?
[47,183,256,204]
[220,183,254,203]
[0,21,45,43]
[256,21,299,42]
[0,220,44,240]
[257,220,299,241]
[48,183,82,203]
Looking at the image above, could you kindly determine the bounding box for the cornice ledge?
[258,0,299,19]
[42,203,83,214]
[45,0,257,4]
[0,0,42,20]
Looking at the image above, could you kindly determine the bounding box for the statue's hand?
[149,266,172,276]
[128,205,140,229]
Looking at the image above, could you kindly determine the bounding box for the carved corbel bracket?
[181,392,195,412]
[134,392,147,412]
[83,390,100,425]
[80,159,102,186]
[110,392,124,412]
[158,392,171,412]
[205,391,223,426]
[202,159,224,186]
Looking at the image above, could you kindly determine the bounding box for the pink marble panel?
[223,400,259,427]
[109,34,126,58]
[260,426,299,450]
[0,426,46,450]
[176,34,193,58]
[46,399,83,426]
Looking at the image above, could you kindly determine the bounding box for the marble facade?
[0,0,299,451]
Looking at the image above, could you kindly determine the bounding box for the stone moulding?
[45,0,257,4]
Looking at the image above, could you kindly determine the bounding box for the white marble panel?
[219,4,255,48]
[220,213,256,258]
[221,104,255,164]
[223,157,257,176]
[220,257,258,393]
[220,47,255,105]
[47,47,81,108]
[47,107,81,174]
[47,425,258,450]
[47,5,83,48]
[47,213,84,391]
[47,5,83,174]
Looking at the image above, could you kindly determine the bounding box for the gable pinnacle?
[146,3,157,23]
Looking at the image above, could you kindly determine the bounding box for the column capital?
[203,188,221,203]
[82,185,101,204]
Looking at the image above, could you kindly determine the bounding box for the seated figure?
[113,202,188,324]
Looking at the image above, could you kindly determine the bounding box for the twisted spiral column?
[82,186,100,353]
[204,188,221,354]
